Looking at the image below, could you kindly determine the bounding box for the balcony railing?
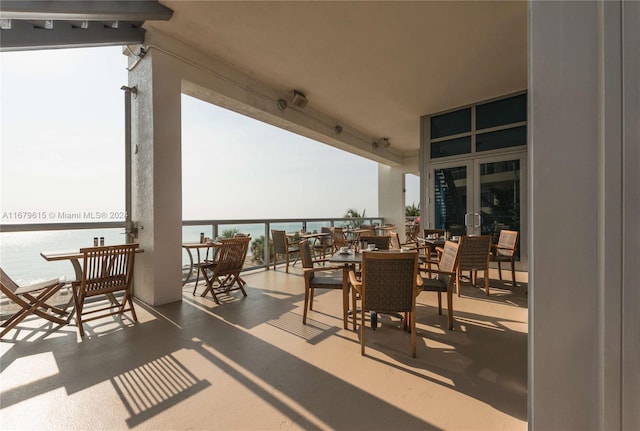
[0,217,385,284]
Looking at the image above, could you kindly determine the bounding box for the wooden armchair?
[72,243,139,337]
[490,230,519,287]
[349,251,422,358]
[1,268,68,337]
[271,229,299,273]
[199,237,250,304]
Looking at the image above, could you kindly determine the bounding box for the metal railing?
[1,217,385,281]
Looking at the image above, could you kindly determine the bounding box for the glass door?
[429,152,527,268]
[429,161,472,236]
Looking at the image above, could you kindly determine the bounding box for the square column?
[128,49,183,305]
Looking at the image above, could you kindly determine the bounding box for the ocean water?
[0,221,332,285]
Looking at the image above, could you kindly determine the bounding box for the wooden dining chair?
[490,230,519,287]
[271,229,299,273]
[299,240,345,325]
[456,235,492,296]
[72,243,139,337]
[349,251,422,358]
[419,240,461,330]
[199,237,250,304]
[330,227,350,252]
[1,268,69,337]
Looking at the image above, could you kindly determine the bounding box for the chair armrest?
[348,269,361,288]
[303,266,342,273]
[419,268,455,277]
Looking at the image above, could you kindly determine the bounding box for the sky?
[1,46,420,222]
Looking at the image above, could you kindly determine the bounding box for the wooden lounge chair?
[349,251,422,358]
[72,243,139,337]
[199,237,250,304]
[1,268,68,337]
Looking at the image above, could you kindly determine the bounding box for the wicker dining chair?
[299,240,345,325]
[271,229,299,273]
[349,251,422,358]
[490,230,519,287]
[72,243,139,337]
[358,235,391,250]
[1,268,68,338]
[456,235,492,296]
[419,240,461,330]
[199,237,250,304]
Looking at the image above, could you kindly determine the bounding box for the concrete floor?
[1,265,528,430]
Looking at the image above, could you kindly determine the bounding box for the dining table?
[41,246,144,307]
[41,247,146,282]
[329,247,418,330]
[182,241,222,286]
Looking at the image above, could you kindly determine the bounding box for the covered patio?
[1,266,528,430]
[1,1,637,430]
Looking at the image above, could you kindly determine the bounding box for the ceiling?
[146,1,528,157]
[0,1,528,160]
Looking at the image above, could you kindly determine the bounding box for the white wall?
[378,165,406,241]
[529,1,639,429]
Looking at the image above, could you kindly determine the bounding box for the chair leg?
[309,287,315,310]
[72,286,85,338]
[447,286,454,330]
[497,261,503,280]
[485,269,490,296]
[437,291,442,315]
[410,311,416,358]
[511,260,517,287]
[302,285,309,324]
[456,269,461,297]
[360,303,366,356]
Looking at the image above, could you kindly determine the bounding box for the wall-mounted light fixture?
[334,125,343,134]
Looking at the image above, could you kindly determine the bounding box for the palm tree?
[344,208,366,228]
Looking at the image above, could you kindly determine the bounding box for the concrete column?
[529,1,638,429]
[378,164,406,241]
[128,49,183,306]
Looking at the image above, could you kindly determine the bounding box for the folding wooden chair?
[1,268,68,337]
[199,237,250,304]
[72,243,139,337]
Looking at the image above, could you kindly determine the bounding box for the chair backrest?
[389,232,401,249]
[331,227,348,247]
[496,230,519,257]
[271,229,288,254]
[299,239,314,270]
[215,237,250,275]
[79,243,139,298]
[457,235,491,271]
[360,251,419,314]
[437,241,461,285]
[321,226,333,247]
[0,268,19,293]
[359,235,390,250]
